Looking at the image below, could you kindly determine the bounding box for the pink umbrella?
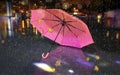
[30,9,94,58]
[30,9,94,48]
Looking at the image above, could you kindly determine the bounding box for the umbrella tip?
[42,52,49,59]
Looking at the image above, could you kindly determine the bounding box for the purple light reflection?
[33,46,93,75]
[115,60,120,64]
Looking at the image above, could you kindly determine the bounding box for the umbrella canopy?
[30,9,94,48]
[33,46,93,75]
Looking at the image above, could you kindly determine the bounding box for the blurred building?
[105,9,120,28]
[0,0,120,29]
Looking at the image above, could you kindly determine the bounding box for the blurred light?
[8,19,14,37]
[32,27,38,35]
[86,53,100,60]
[68,69,74,74]
[1,40,5,44]
[73,7,79,15]
[55,60,61,67]
[95,55,100,60]
[73,7,78,12]
[21,1,25,5]
[62,2,69,10]
[97,15,101,19]
[73,12,78,15]
[34,3,37,7]
[26,11,30,18]
[35,29,38,35]
[115,60,120,64]
[12,10,16,14]
[76,58,93,67]
[116,32,119,39]
[86,57,90,61]
[37,19,41,24]
[97,14,102,23]
[106,31,110,37]
[22,20,25,29]
[21,32,26,35]
[33,62,56,72]
[94,65,99,72]
[20,9,24,13]
[49,28,53,33]
[26,19,30,28]
[7,1,14,37]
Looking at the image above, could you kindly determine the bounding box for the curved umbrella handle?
[42,52,49,59]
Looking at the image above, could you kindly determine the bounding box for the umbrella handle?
[42,52,49,59]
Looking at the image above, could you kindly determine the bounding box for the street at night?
[0,0,120,75]
[0,20,120,75]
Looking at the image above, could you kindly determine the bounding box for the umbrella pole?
[42,26,63,59]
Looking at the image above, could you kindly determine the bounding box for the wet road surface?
[0,18,120,75]
[0,29,120,75]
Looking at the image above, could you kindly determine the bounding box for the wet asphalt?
[0,26,120,75]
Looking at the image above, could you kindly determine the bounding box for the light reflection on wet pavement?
[0,32,120,75]
[33,46,93,75]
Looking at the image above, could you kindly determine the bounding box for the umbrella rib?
[66,25,78,37]
[66,20,77,23]
[45,9,63,21]
[67,24,85,32]
[62,26,65,37]
[54,26,63,41]
[42,18,60,22]
[51,23,61,29]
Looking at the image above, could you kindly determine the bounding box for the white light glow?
[68,69,74,74]
[33,62,55,72]
[73,12,78,15]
